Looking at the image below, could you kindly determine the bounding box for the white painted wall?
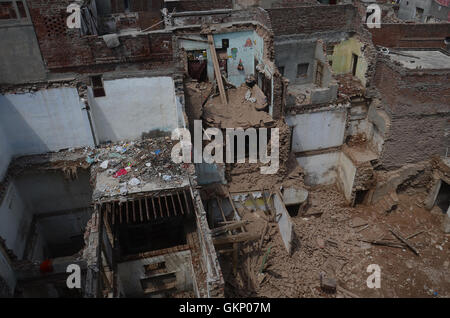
[297,152,340,185]
[0,126,12,181]
[0,249,16,296]
[88,77,179,143]
[14,171,92,215]
[273,193,293,254]
[337,152,357,202]
[117,250,193,297]
[0,88,94,156]
[0,182,32,258]
[287,110,346,152]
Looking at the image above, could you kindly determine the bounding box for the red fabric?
[40,260,53,273]
[113,168,128,178]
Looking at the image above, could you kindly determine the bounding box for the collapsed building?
[0,0,449,298]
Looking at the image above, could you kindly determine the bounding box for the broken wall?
[207,31,263,87]
[287,109,347,153]
[273,192,293,254]
[337,151,357,202]
[331,36,369,86]
[0,170,92,262]
[374,58,450,169]
[369,23,450,50]
[27,0,174,71]
[117,250,193,297]
[267,4,357,36]
[165,0,233,12]
[88,76,180,143]
[0,87,95,156]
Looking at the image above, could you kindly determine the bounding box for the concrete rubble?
[0,0,448,299]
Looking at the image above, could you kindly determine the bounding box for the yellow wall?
[331,37,368,86]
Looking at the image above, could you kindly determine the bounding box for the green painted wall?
[331,37,368,86]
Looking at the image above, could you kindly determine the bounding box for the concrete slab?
[282,187,308,206]
[388,50,450,70]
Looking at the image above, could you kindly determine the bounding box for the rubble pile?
[89,137,191,200]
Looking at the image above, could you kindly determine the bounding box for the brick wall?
[270,0,319,7]
[27,0,173,71]
[370,23,450,49]
[374,58,450,169]
[267,4,357,36]
[165,0,233,12]
[110,0,164,14]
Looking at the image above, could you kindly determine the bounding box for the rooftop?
[388,50,450,70]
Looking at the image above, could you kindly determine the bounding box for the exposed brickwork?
[27,0,174,71]
[374,57,450,169]
[165,0,233,12]
[270,0,319,7]
[370,24,450,49]
[267,4,357,36]
[110,0,163,13]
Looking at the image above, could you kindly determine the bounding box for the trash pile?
[89,137,191,199]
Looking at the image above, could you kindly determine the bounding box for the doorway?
[187,50,207,82]
[351,53,358,76]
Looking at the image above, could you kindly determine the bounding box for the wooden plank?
[119,203,123,224]
[216,197,227,223]
[177,192,185,215]
[151,197,157,219]
[208,33,227,105]
[390,229,420,256]
[145,197,150,221]
[158,196,164,218]
[170,194,177,216]
[132,200,136,223]
[164,195,170,217]
[213,232,260,245]
[211,221,250,235]
[125,202,129,223]
[112,202,115,225]
[139,198,143,222]
[183,191,190,214]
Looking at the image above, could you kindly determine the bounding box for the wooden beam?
[139,199,143,222]
[112,202,115,225]
[208,33,227,105]
[151,197,157,219]
[211,221,250,235]
[390,229,419,256]
[164,195,170,217]
[158,196,163,218]
[213,232,260,245]
[125,202,129,223]
[177,192,185,215]
[145,198,150,221]
[216,197,227,223]
[119,203,122,224]
[183,191,190,214]
[170,194,177,216]
[132,200,136,223]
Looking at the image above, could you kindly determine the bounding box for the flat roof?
[388,50,450,69]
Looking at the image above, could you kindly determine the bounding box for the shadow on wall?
[0,97,50,155]
[0,88,94,157]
